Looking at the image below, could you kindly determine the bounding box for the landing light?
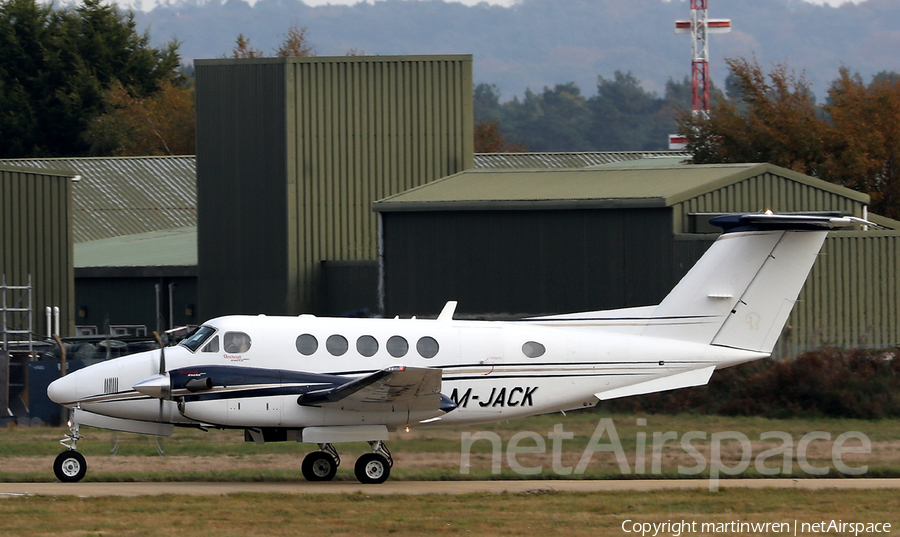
[405,427,410,433]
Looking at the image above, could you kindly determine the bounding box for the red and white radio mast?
[669,0,731,150]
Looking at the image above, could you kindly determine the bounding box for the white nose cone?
[133,373,171,399]
[47,374,77,405]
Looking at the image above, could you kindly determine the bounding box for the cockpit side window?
[223,332,252,353]
[180,326,217,353]
[202,335,219,353]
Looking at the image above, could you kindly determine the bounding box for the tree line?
[0,0,185,157]
[474,74,692,152]
[678,58,900,220]
[3,0,899,218]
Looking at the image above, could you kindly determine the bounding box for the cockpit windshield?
[180,325,217,353]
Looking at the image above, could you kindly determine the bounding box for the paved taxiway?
[3,479,900,497]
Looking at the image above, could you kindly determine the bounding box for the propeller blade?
[151,331,168,424]
[152,331,166,375]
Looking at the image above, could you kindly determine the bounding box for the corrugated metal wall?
[196,60,289,319]
[783,230,900,357]
[0,167,74,337]
[382,208,673,317]
[0,156,197,243]
[671,171,867,233]
[74,276,198,333]
[196,56,473,318]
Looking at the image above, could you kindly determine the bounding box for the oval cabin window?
[416,336,439,359]
[296,334,318,356]
[357,335,379,357]
[387,336,408,358]
[522,341,545,358]
[326,335,348,356]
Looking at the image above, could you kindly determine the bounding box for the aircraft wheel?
[354,453,390,484]
[53,451,87,483]
[302,451,338,482]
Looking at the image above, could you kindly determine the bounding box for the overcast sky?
[117,0,865,13]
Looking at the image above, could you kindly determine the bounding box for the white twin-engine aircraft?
[47,213,867,484]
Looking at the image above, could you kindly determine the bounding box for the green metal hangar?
[374,162,900,357]
[1,164,76,336]
[0,156,198,335]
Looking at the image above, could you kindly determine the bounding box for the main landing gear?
[54,419,87,483]
[301,440,393,484]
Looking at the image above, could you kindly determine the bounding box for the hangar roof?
[473,151,690,169]
[373,163,871,212]
[74,226,197,269]
[4,153,674,244]
[0,156,196,243]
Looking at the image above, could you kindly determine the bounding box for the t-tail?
[643,213,870,354]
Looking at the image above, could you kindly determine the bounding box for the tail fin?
[643,214,867,353]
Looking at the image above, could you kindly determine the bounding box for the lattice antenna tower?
[669,0,731,149]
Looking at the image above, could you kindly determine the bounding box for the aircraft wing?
[296,366,449,413]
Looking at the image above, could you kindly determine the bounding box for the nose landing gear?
[54,419,87,483]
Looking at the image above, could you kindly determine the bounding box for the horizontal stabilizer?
[297,366,444,413]
[595,366,716,401]
[73,408,174,436]
[710,213,873,233]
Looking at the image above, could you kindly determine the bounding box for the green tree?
[474,83,503,124]
[275,23,314,57]
[677,58,827,175]
[228,34,264,59]
[83,79,195,156]
[476,75,690,153]
[502,83,592,151]
[0,0,182,157]
[228,23,315,59]
[474,120,526,153]
[588,71,666,150]
[822,68,900,218]
[677,57,900,218]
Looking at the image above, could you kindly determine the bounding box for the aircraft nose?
[47,374,77,405]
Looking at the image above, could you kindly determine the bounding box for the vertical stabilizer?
[709,230,825,352]
[643,214,867,354]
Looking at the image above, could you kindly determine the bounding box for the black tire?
[354,453,390,484]
[301,451,338,482]
[53,451,87,483]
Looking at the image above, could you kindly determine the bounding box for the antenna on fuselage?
[437,301,458,321]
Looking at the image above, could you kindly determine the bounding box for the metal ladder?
[1,274,33,356]
[1,275,34,419]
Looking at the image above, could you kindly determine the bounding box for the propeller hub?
[133,373,171,399]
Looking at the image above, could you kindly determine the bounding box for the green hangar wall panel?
[1,166,75,337]
[786,230,900,357]
[195,56,473,318]
[668,166,870,233]
[381,208,674,318]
